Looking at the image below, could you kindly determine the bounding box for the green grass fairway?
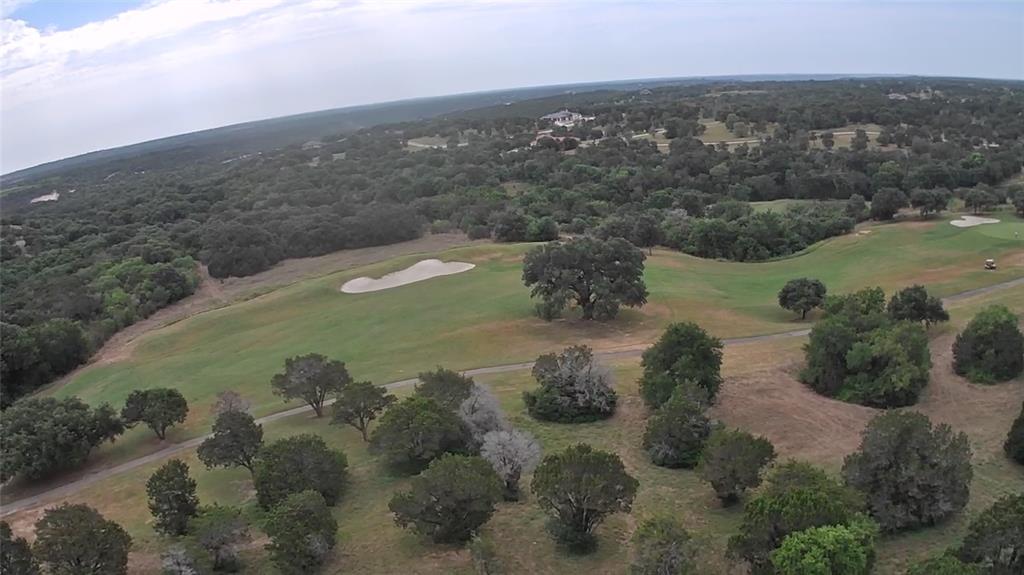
[13,281,1023,574]
[52,216,1024,448]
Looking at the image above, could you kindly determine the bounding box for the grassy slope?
[14,288,1022,574]
[52,214,1024,454]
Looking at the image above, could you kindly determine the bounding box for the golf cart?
[985,259,997,270]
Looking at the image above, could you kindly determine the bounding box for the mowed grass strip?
[53,216,1024,448]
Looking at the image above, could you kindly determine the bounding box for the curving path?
[2,275,1021,517]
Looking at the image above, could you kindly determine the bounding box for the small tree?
[906,555,983,575]
[189,505,250,572]
[369,396,467,471]
[888,285,949,327]
[390,454,503,543]
[1,521,39,575]
[211,390,250,416]
[845,194,868,221]
[697,428,776,505]
[770,517,879,575]
[842,411,972,532]
[415,366,474,411]
[457,384,508,449]
[1005,401,1024,465]
[642,389,711,469]
[531,444,638,553]
[640,322,723,408]
[253,434,348,509]
[523,345,617,422]
[956,493,1023,575]
[147,459,200,536]
[198,410,263,475]
[910,187,952,218]
[953,305,1024,384]
[630,516,697,575]
[728,461,863,572]
[264,490,337,575]
[522,236,648,320]
[121,388,189,440]
[270,353,352,417]
[0,397,123,481]
[778,278,828,320]
[33,504,131,575]
[869,188,908,220]
[330,381,396,441]
[480,429,542,501]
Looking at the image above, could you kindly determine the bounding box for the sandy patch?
[30,192,59,203]
[340,259,475,293]
[951,215,1000,228]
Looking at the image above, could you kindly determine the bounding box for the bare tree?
[211,390,251,416]
[480,429,542,501]
[525,345,617,422]
[458,384,508,448]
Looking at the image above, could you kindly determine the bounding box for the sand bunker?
[950,215,1000,228]
[340,259,475,293]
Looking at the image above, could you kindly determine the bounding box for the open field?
[32,214,1023,475]
[6,285,1022,574]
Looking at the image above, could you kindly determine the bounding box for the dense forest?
[2,77,1023,404]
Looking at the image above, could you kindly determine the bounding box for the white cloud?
[1,0,1022,173]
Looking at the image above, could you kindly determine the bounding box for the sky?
[1,1,1022,174]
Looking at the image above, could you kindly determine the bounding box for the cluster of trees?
[1,388,190,482]
[7,78,1022,403]
[800,285,945,407]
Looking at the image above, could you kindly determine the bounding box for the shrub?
[905,555,983,575]
[389,455,503,543]
[253,434,348,509]
[369,396,467,471]
[532,444,638,553]
[697,428,776,505]
[189,505,250,573]
[1005,401,1024,465]
[639,322,723,408]
[642,389,711,469]
[524,345,617,423]
[727,461,863,572]
[480,429,542,501]
[956,493,1024,575]
[842,411,972,532]
[953,305,1024,384]
[264,491,337,575]
[770,517,879,575]
[630,516,697,575]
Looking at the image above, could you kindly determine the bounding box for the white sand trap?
[951,215,1000,228]
[340,259,475,293]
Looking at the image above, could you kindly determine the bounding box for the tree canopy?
[32,504,132,575]
[121,387,188,440]
[197,409,264,474]
[524,345,618,422]
[697,428,777,505]
[952,305,1024,384]
[531,443,638,553]
[522,236,647,320]
[264,490,338,575]
[640,322,723,408]
[252,434,349,509]
[330,380,396,441]
[270,353,352,417]
[778,278,827,319]
[842,411,972,532]
[146,459,200,536]
[389,454,503,544]
[369,396,467,472]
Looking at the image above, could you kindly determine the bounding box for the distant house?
[540,109,593,127]
[887,93,909,101]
